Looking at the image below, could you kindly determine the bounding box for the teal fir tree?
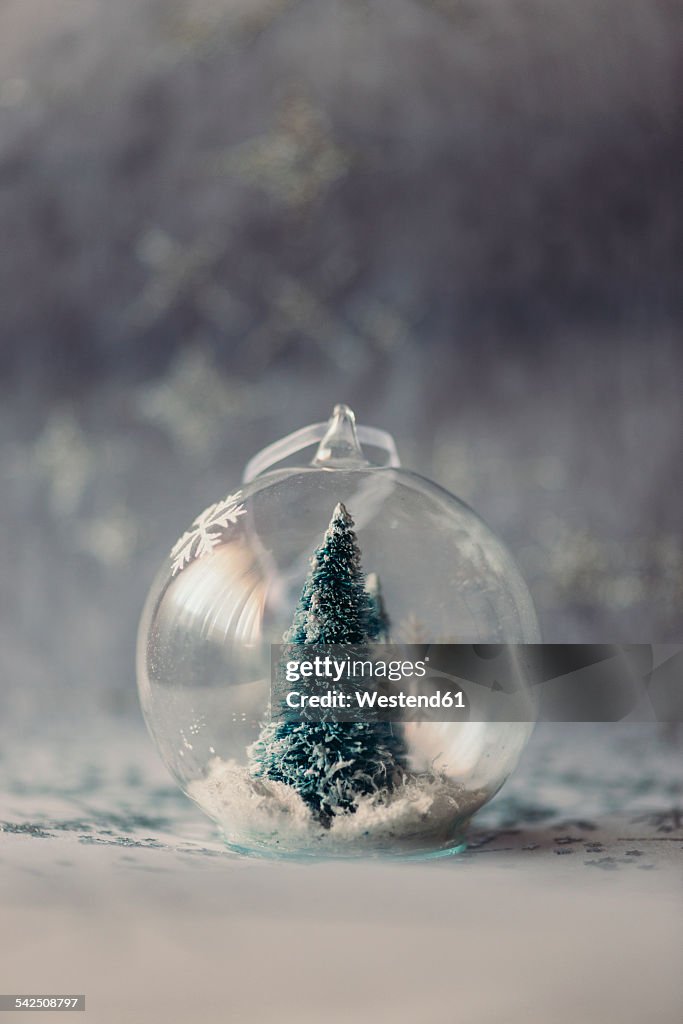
[248,502,405,825]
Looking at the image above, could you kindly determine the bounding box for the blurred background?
[1,0,682,724]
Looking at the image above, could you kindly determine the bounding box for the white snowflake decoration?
[170,490,246,576]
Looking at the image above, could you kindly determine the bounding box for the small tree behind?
[365,571,390,641]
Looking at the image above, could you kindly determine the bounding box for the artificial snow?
[188,756,486,857]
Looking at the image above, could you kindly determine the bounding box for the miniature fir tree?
[248,502,405,825]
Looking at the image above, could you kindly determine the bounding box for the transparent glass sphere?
[137,405,540,858]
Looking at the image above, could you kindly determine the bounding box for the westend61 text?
[284,689,465,710]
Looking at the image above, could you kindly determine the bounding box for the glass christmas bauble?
[137,405,540,858]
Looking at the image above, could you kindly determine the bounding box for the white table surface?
[1,721,681,1023]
